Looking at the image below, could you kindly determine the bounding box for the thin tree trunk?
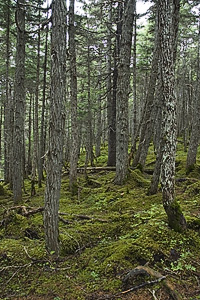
[131,2,137,154]
[13,0,26,203]
[86,43,94,167]
[26,94,32,177]
[31,7,41,196]
[186,14,200,171]
[38,22,49,187]
[4,0,11,184]
[132,10,160,169]
[44,0,67,256]
[95,50,102,158]
[69,0,79,194]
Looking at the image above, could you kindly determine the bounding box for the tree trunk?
[186,14,200,171]
[38,21,49,187]
[131,2,137,154]
[44,0,67,256]
[115,0,135,184]
[95,52,102,158]
[86,43,94,167]
[107,4,116,167]
[132,10,160,169]
[159,0,186,232]
[13,0,26,204]
[31,7,41,196]
[69,0,79,194]
[4,0,11,184]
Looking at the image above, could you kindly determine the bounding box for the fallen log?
[1,206,108,225]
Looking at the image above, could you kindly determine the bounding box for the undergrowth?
[0,143,200,300]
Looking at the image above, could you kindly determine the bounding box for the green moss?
[70,181,79,196]
[4,213,29,237]
[165,200,187,233]
[1,142,200,299]
[128,169,150,188]
[187,216,200,231]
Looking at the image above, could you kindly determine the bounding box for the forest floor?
[0,143,200,300]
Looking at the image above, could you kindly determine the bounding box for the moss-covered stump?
[164,200,187,233]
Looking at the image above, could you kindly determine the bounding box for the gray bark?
[186,14,200,171]
[69,0,79,194]
[132,11,160,169]
[13,0,26,203]
[38,21,49,187]
[115,0,135,184]
[131,1,137,154]
[159,0,186,232]
[44,0,67,256]
[4,0,12,184]
[95,52,102,158]
[31,7,41,195]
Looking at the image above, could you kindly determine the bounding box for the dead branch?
[123,266,182,300]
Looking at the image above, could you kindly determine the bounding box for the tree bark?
[4,0,11,184]
[13,0,26,203]
[186,14,200,171]
[44,0,67,256]
[159,0,186,232]
[69,0,79,194]
[132,10,160,169]
[115,0,135,184]
[38,21,49,188]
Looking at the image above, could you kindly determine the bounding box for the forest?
[0,0,200,299]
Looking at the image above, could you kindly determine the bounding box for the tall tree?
[115,0,135,184]
[159,0,186,232]
[132,6,159,169]
[186,13,200,171]
[44,0,67,256]
[12,0,26,203]
[38,17,49,188]
[4,0,12,185]
[69,0,79,194]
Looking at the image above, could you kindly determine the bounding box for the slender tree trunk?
[13,0,26,203]
[186,14,200,171]
[107,4,116,166]
[132,10,160,169]
[95,51,102,158]
[26,94,32,177]
[131,2,137,154]
[38,23,49,187]
[44,0,67,256]
[86,44,94,167]
[31,7,41,196]
[4,0,11,184]
[159,0,186,232]
[69,0,79,194]
[115,0,135,184]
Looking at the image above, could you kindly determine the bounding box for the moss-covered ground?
[0,143,200,300]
